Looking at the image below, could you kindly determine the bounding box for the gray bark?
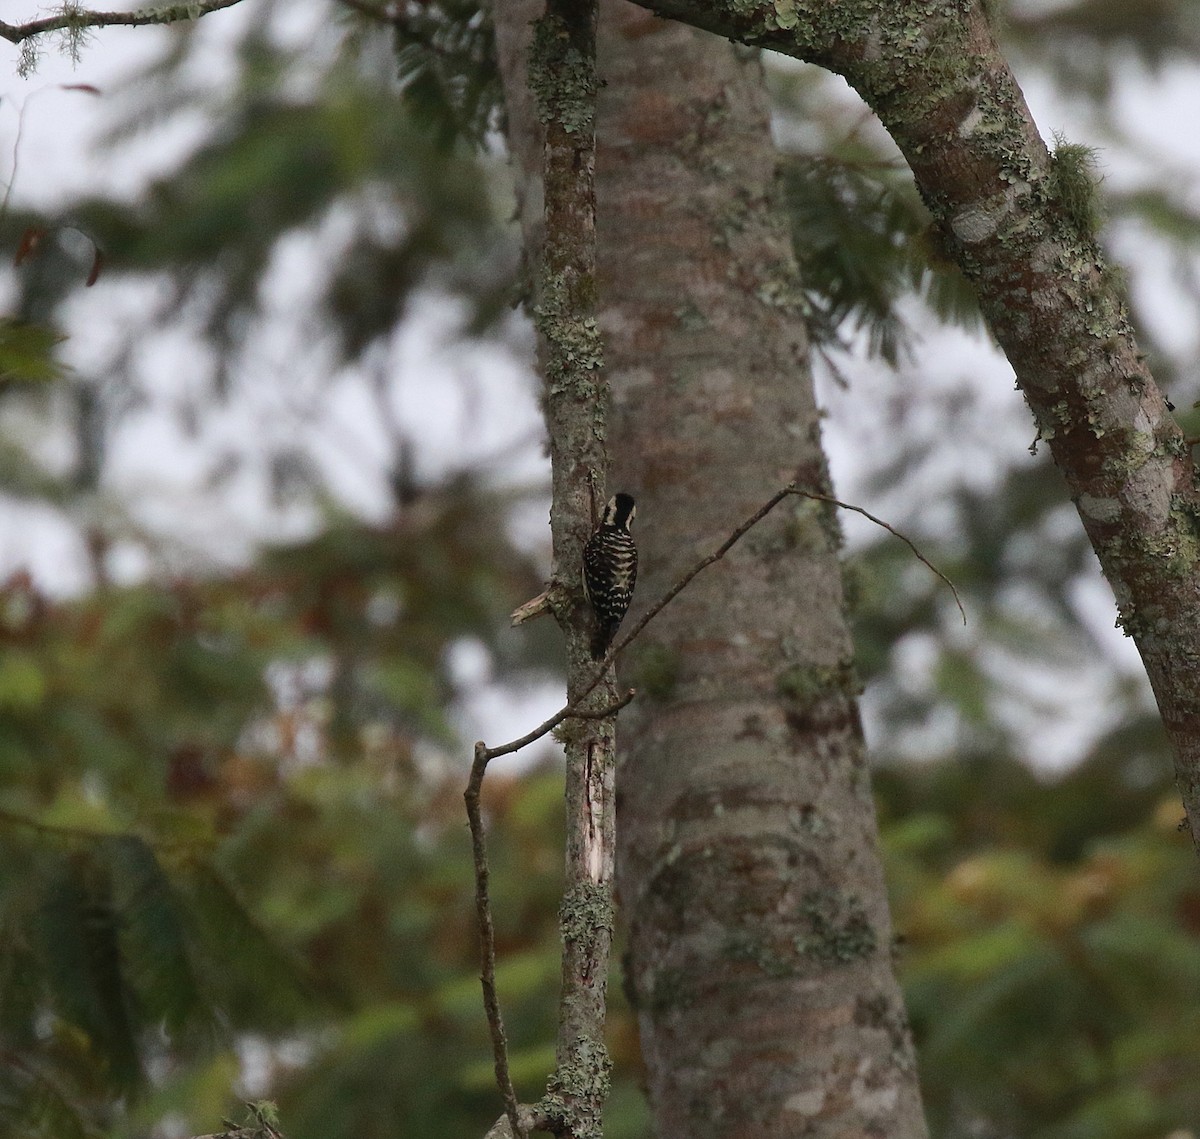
[595,4,927,1136]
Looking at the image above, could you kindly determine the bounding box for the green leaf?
[33,853,140,1090]
[105,836,200,1034]
[0,651,48,710]
[0,319,66,386]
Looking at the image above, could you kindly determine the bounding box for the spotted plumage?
[582,492,638,660]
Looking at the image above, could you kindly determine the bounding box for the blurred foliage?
[391,0,503,147]
[1,0,517,505]
[59,53,509,371]
[7,511,1193,1138]
[1004,0,1200,96]
[878,763,1200,1138]
[0,318,67,389]
[782,155,982,364]
[0,0,1198,1137]
[0,480,597,1139]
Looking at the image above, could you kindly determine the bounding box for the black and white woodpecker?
[582,492,638,661]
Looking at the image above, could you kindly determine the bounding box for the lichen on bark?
[496,1,622,1136]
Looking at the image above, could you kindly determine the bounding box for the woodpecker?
[582,492,638,661]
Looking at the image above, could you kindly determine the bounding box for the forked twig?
[465,687,634,1139]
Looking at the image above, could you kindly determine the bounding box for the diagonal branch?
[486,483,961,766]
[0,0,247,45]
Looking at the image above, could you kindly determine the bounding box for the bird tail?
[590,624,615,661]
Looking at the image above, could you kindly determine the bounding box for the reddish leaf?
[86,246,105,287]
[13,226,46,268]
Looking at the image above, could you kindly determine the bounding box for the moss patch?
[1047,132,1103,237]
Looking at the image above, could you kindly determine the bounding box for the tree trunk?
[497,4,620,1136]
[593,5,928,1136]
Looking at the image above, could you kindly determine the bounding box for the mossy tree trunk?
[498,2,620,1135]
[627,0,1200,855]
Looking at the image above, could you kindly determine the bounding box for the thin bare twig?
[3,86,101,229]
[604,483,799,664]
[563,688,636,721]
[464,743,522,1138]
[0,0,247,44]
[567,487,792,724]
[477,487,803,772]
[788,489,967,624]
[480,688,635,766]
